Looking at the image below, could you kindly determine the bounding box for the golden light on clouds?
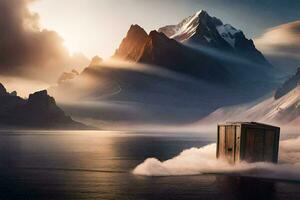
[255,21,300,58]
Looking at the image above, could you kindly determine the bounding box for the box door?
[244,128,264,162]
[225,125,235,163]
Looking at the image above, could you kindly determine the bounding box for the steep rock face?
[275,68,300,99]
[158,10,271,67]
[138,31,230,83]
[113,24,148,61]
[0,83,90,129]
[113,26,231,83]
[0,84,25,114]
[0,83,7,95]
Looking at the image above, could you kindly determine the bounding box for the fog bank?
[133,137,300,181]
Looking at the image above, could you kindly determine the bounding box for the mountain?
[113,25,231,83]
[49,11,279,128]
[0,83,91,129]
[158,10,271,67]
[113,10,275,87]
[139,30,233,83]
[199,68,300,126]
[49,58,278,128]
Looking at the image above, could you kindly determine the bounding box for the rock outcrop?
[0,83,91,129]
[113,24,148,61]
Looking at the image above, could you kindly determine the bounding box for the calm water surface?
[0,131,299,200]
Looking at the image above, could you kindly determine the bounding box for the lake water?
[0,131,299,200]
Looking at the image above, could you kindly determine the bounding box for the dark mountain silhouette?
[139,30,231,83]
[0,83,91,129]
[113,25,231,84]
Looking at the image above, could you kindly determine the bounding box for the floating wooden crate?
[216,122,280,163]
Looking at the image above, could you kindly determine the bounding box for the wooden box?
[217,122,280,163]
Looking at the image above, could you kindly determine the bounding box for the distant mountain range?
[0,83,90,129]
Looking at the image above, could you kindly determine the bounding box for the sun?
[64,40,80,55]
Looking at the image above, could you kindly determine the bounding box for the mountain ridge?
[0,83,91,129]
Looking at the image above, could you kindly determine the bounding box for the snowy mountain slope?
[199,85,300,125]
[216,24,240,47]
[197,68,300,125]
[159,10,240,48]
[159,10,204,42]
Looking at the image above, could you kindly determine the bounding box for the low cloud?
[0,0,89,82]
[255,21,300,58]
[133,137,300,181]
[254,21,300,73]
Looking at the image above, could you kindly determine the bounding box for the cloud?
[255,21,300,58]
[0,0,89,82]
[254,21,300,73]
[133,137,300,181]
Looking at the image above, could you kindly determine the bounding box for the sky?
[29,0,300,59]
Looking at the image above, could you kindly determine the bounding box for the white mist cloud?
[255,21,300,58]
[133,137,300,181]
[254,21,300,73]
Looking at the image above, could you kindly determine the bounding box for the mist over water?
[133,137,300,181]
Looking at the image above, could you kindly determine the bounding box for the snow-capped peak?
[195,10,204,15]
[158,10,242,48]
[216,24,241,47]
[158,10,207,41]
[170,10,202,39]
